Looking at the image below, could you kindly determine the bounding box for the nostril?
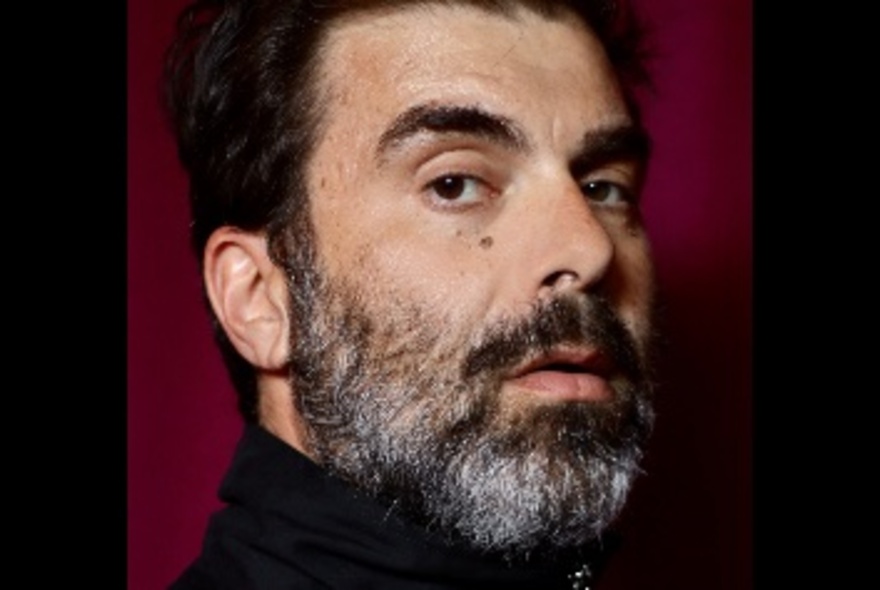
[541,270,579,290]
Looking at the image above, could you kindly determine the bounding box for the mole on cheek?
[479,236,494,249]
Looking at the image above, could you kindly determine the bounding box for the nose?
[528,178,615,299]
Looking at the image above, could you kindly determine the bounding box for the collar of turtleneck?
[171,424,620,590]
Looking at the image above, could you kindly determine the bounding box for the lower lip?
[506,370,612,402]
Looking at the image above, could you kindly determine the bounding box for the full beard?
[286,260,657,560]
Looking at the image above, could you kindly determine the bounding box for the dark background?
[127,0,753,587]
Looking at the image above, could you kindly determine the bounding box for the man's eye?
[581,180,629,204]
[427,175,483,203]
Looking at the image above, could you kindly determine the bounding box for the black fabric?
[170,424,620,589]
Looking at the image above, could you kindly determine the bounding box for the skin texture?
[205,3,656,453]
[203,3,658,557]
[304,4,653,419]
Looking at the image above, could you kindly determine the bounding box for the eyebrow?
[569,125,652,176]
[376,103,531,162]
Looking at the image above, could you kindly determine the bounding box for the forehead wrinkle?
[375,103,533,165]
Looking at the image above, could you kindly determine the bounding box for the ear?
[203,227,290,371]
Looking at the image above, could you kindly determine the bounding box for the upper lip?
[506,346,615,380]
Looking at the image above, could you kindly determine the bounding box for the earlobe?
[203,227,290,370]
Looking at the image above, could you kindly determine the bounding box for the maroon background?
[127,0,752,588]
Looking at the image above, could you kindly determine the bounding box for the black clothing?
[171,424,618,589]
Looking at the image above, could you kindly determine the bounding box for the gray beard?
[286,263,656,560]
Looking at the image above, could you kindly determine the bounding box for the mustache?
[462,294,643,383]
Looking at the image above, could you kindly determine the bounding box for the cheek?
[354,237,496,324]
[609,238,656,335]
[316,208,498,325]
[308,162,503,330]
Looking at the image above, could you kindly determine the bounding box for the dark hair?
[162,0,653,421]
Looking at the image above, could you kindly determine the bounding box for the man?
[164,0,660,587]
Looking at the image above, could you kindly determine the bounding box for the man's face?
[285,5,657,558]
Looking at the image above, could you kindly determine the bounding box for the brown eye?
[428,175,481,202]
[581,180,627,204]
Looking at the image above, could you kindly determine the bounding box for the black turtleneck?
[170,424,619,589]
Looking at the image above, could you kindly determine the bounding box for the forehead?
[313,4,630,137]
